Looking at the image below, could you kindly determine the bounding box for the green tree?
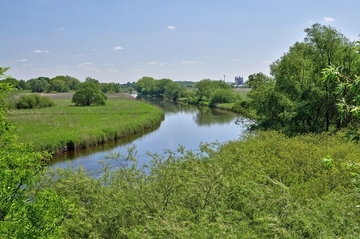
[0,77,18,89]
[164,81,184,100]
[63,75,80,91]
[101,82,121,93]
[18,79,29,90]
[322,40,360,141]
[0,67,67,238]
[85,77,100,85]
[134,76,155,95]
[247,72,273,89]
[48,76,70,92]
[250,24,360,134]
[27,77,50,93]
[72,82,107,106]
[195,79,232,104]
[209,88,236,106]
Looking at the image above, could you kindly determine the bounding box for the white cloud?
[324,17,335,22]
[78,62,94,67]
[74,54,83,57]
[16,59,28,62]
[261,60,272,64]
[78,62,100,72]
[105,68,118,73]
[231,59,242,62]
[34,49,50,53]
[167,25,175,30]
[148,61,167,66]
[87,68,101,72]
[103,63,114,66]
[127,68,143,72]
[112,46,124,50]
[179,61,201,64]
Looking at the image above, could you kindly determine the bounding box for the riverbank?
[7,93,164,154]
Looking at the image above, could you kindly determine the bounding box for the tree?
[72,82,107,106]
[322,40,360,141]
[249,24,360,134]
[85,77,100,85]
[48,76,70,92]
[101,82,121,93]
[27,77,50,93]
[134,76,155,95]
[164,81,184,100]
[247,72,273,89]
[0,67,67,237]
[195,79,232,104]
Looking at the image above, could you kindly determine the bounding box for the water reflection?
[51,124,160,165]
[137,96,236,126]
[50,96,248,171]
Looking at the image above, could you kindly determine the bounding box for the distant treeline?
[0,75,137,93]
[134,76,246,108]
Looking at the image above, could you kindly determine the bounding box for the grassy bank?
[7,93,164,153]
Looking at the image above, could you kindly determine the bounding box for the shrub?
[209,88,236,106]
[15,94,55,109]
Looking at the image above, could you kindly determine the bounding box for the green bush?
[15,94,55,109]
[42,131,360,238]
[209,88,236,106]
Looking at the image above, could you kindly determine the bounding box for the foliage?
[134,76,155,95]
[101,82,121,93]
[0,67,67,238]
[322,40,360,142]
[247,72,273,89]
[27,77,51,93]
[72,82,108,106]
[134,77,186,100]
[13,94,55,109]
[41,131,360,238]
[208,88,236,106]
[194,79,232,101]
[249,24,360,134]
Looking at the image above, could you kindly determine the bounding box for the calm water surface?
[50,97,251,172]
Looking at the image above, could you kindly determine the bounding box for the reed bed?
[7,93,164,153]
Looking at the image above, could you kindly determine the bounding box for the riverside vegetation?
[2,23,360,238]
[6,92,164,153]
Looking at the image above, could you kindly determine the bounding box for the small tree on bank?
[72,82,107,106]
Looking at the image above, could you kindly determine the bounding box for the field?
[7,92,164,153]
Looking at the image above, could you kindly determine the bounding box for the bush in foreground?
[43,131,360,238]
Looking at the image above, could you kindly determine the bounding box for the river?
[50,96,251,172]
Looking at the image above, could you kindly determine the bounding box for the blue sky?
[1,0,360,83]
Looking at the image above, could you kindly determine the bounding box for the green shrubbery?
[13,94,55,109]
[208,88,236,106]
[41,131,360,238]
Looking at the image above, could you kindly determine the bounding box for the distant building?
[235,76,244,85]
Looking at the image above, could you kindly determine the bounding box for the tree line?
[0,73,125,94]
[134,76,242,107]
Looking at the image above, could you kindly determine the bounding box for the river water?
[50,96,251,172]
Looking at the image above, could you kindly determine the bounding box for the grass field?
[7,92,164,153]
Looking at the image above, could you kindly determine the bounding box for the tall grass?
[7,93,164,153]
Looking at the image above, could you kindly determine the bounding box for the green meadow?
[7,93,164,153]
